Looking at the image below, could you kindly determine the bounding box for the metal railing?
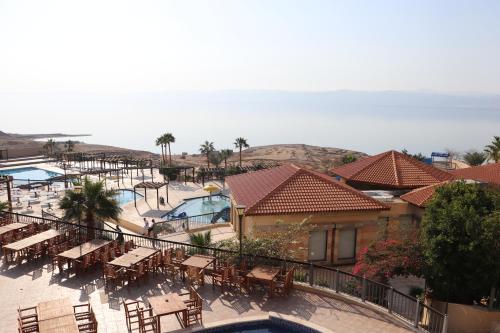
[1,210,447,333]
[154,211,230,235]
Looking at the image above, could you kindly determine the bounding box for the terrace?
[0,211,446,333]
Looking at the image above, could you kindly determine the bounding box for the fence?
[1,210,447,333]
[154,211,229,235]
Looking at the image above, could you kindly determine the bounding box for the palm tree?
[220,149,233,169]
[189,231,212,254]
[162,133,175,166]
[43,139,56,156]
[59,178,122,239]
[484,136,500,163]
[200,141,215,168]
[234,137,249,167]
[156,135,166,163]
[64,140,75,152]
[463,151,487,166]
[0,201,8,211]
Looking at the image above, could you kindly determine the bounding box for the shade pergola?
[133,181,168,209]
[159,165,195,185]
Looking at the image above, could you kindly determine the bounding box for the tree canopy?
[463,151,486,166]
[421,181,500,304]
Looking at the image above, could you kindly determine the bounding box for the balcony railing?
[1,210,447,333]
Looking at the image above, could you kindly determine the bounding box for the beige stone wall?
[432,300,500,333]
[228,196,425,264]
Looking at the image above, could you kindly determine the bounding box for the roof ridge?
[391,150,401,187]
[245,165,301,214]
[397,151,454,180]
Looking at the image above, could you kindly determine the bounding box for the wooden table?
[57,239,110,260]
[3,229,62,253]
[181,254,215,285]
[0,222,29,236]
[37,298,78,333]
[108,247,158,268]
[149,293,188,329]
[246,265,281,298]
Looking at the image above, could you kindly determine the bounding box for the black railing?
[1,210,447,333]
[154,211,230,235]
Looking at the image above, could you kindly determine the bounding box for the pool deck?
[0,256,414,333]
[0,161,227,235]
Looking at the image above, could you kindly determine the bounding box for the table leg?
[183,309,188,327]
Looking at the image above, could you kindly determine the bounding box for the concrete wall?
[433,300,500,333]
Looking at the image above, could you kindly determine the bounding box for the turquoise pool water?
[0,167,61,180]
[113,189,143,206]
[165,195,230,219]
[197,320,319,333]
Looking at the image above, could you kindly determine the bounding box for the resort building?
[225,164,389,264]
[450,162,500,186]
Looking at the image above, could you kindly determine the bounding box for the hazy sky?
[1,0,500,93]
[1,1,499,156]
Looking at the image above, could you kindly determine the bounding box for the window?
[308,230,327,261]
[338,229,356,259]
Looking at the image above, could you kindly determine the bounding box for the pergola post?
[134,187,137,207]
[156,188,159,209]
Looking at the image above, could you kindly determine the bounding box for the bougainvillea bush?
[353,235,423,284]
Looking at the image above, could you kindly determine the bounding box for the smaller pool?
[165,195,230,219]
[113,189,143,206]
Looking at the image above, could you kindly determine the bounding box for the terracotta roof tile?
[225,164,388,215]
[451,163,500,186]
[400,181,449,208]
[330,150,455,189]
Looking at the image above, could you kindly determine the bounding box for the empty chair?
[103,264,124,290]
[186,266,204,287]
[212,265,231,292]
[17,306,38,333]
[123,300,143,332]
[138,307,158,333]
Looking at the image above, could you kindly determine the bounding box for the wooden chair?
[29,242,44,259]
[138,307,158,333]
[186,293,203,326]
[76,254,92,271]
[229,265,246,292]
[162,252,180,280]
[172,248,185,265]
[128,262,145,285]
[186,266,204,287]
[213,265,232,292]
[273,267,294,296]
[74,303,97,333]
[180,286,199,309]
[103,264,124,290]
[123,300,143,332]
[17,306,38,327]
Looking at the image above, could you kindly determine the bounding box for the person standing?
[142,218,149,236]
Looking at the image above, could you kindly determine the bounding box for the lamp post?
[236,205,246,262]
[74,186,83,242]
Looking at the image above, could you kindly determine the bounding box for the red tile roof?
[400,181,449,208]
[330,150,455,189]
[225,164,388,215]
[451,163,500,186]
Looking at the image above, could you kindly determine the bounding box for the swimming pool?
[113,189,143,206]
[165,195,230,219]
[0,167,61,180]
[197,318,322,333]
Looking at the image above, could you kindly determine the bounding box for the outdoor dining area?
[17,297,97,333]
[2,219,296,332]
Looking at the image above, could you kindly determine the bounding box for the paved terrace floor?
[0,256,413,333]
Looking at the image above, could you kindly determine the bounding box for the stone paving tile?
[1,257,413,333]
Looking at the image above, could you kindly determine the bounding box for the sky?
[1,0,500,93]
[1,1,499,156]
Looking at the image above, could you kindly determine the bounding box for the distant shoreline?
[9,133,91,140]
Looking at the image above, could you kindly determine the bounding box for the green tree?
[234,137,249,167]
[220,149,233,169]
[421,181,500,304]
[484,136,500,163]
[200,141,215,168]
[64,140,75,152]
[402,149,427,162]
[156,135,166,163]
[208,151,223,168]
[341,154,357,165]
[0,201,8,211]
[59,178,122,239]
[162,133,175,167]
[43,139,57,156]
[463,151,487,166]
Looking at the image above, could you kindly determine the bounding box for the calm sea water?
[2,91,499,156]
